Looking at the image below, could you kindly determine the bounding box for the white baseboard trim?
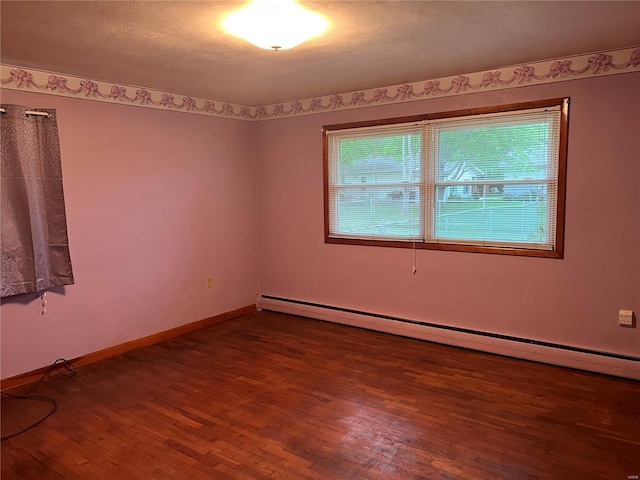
[257,294,640,380]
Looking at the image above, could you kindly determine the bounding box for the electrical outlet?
[206,277,213,289]
[618,310,634,327]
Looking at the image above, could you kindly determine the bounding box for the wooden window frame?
[323,98,569,258]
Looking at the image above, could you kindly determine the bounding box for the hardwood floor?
[2,310,639,479]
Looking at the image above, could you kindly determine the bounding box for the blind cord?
[412,241,417,274]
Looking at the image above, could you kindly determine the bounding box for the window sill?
[325,236,564,258]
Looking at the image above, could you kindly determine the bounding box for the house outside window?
[323,98,569,258]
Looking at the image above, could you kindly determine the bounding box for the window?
[323,98,569,258]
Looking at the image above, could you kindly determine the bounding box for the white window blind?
[427,108,561,249]
[327,125,425,240]
[325,101,565,254]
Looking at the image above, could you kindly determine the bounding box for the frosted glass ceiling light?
[223,0,329,51]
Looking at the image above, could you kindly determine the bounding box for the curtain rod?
[0,107,50,118]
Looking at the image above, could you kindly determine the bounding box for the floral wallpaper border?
[2,47,638,121]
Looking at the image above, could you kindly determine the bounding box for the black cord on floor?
[1,358,76,441]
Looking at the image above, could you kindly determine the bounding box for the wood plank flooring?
[2,310,639,479]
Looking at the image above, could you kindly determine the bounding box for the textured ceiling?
[1,1,639,106]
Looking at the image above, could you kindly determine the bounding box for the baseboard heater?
[257,294,640,381]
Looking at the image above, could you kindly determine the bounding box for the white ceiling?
[1,1,639,106]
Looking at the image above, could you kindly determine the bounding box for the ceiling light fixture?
[222,0,329,51]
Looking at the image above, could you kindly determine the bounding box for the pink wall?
[2,72,638,379]
[1,90,260,379]
[256,73,640,357]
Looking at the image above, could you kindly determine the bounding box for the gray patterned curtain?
[1,104,74,298]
